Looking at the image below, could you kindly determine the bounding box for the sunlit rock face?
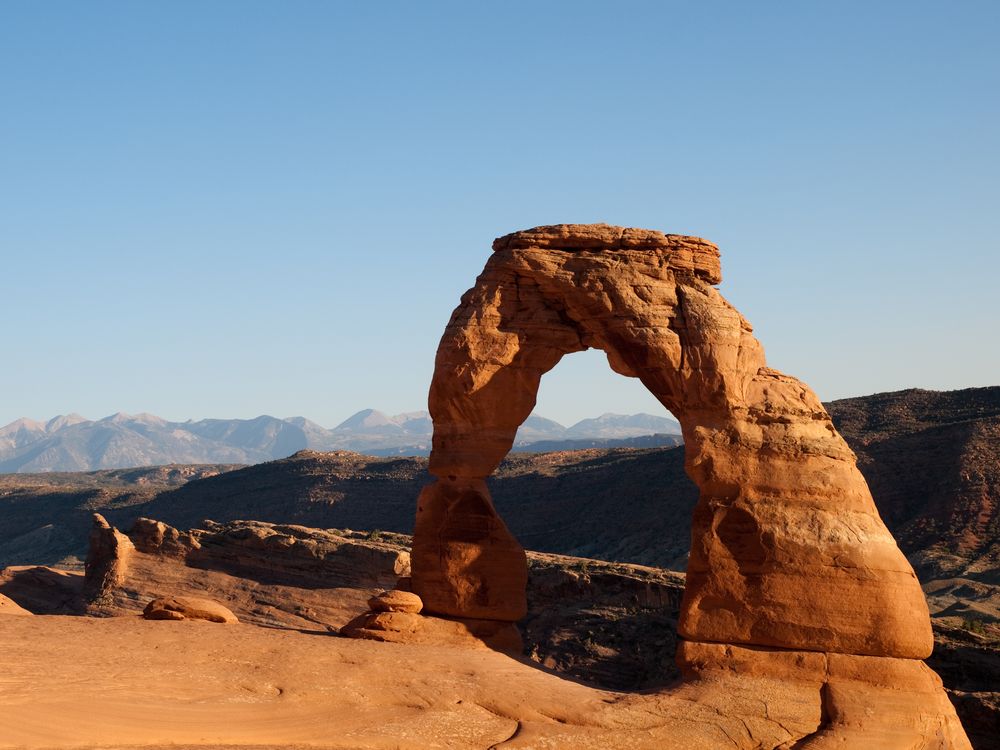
[410,223,971,748]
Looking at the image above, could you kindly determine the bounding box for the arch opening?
[524,347,678,440]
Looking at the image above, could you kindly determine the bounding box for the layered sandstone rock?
[83,513,134,606]
[143,596,238,623]
[0,592,32,616]
[87,518,409,630]
[369,589,423,614]
[341,607,523,653]
[125,517,410,594]
[184,519,410,589]
[343,577,523,652]
[130,517,200,556]
[409,223,970,748]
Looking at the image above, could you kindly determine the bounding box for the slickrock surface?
[0,591,31,616]
[0,565,83,614]
[143,595,238,623]
[0,615,972,750]
[341,608,524,653]
[0,615,575,749]
[5,519,994,746]
[410,223,969,747]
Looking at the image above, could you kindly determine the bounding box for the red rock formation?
[341,605,523,653]
[368,589,423,614]
[143,596,238,623]
[409,223,970,747]
[136,517,410,590]
[130,517,200,556]
[92,518,410,630]
[0,592,32,616]
[83,512,134,606]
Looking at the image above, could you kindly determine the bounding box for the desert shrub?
[960,618,987,635]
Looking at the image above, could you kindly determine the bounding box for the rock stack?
[341,584,521,652]
[83,513,134,607]
[143,596,238,624]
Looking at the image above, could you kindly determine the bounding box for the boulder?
[143,596,238,624]
[368,589,423,614]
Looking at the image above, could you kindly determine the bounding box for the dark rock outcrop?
[828,386,1000,578]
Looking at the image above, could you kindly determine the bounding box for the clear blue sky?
[2,1,997,428]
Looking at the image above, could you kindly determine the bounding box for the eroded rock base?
[342,610,523,654]
[502,641,971,749]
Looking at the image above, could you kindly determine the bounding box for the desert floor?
[1,614,626,750]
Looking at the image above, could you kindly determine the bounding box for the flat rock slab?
[143,596,238,623]
[368,589,423,613]
[0,592,32,616]
[0,616,971,749]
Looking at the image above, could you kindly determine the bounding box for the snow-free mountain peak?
[566,412,681,438]
[0,417,47,436]
[0,409,682,472]
[44,413,88,432]
[334,409,401,433]
[99,412,169,427]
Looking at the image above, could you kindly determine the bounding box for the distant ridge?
[0,409,681,473]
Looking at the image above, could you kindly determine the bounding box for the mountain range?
[0,409,682,473]
[2,386,996,582]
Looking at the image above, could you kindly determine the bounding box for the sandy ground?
[1,611,976,749]
[0,614,610,749]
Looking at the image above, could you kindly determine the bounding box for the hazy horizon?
[0,392,682,432]
[3,3,997,427]
[7,374,998,431]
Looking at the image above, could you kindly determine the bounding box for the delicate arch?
[412,224,931,659]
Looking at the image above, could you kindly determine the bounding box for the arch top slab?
[492,223,723,284]
[413,223,934,661]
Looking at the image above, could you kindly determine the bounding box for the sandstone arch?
[413,223,932,658]
[405,224,970,747]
